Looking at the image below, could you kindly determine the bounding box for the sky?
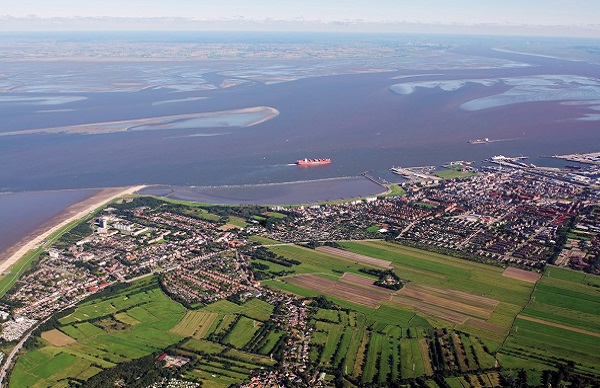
[1,0,599,37]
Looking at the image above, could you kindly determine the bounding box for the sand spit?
[0,106,279,137]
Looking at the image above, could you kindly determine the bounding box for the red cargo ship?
[296,158,331,166]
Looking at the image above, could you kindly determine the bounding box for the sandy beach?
[0,185,145,275]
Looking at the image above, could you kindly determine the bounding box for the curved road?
[0,320,44,387]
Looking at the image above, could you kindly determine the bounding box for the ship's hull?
[296,158,331,166]
[468,137,490,144]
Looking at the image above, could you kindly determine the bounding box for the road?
[0,306,74,387]
[0,316,49,387]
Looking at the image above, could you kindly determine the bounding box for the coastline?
[0,185,145,274]
[138,176,388,205]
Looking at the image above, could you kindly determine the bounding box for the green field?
[340,241,532,333]
[10,348,100,388]
[60,322,105,340]
[248,235,282,245]
[182,338,226,355]
[521,268,600,332]
[170,310,218,338]
[181,338,276,387]
[434,168,477,180]
[59,279,171,325]
[224,316,262,349]
[308,304,496,384]
[203,298,273,322]
[227,216,248,227]
[264,212,287,219]
[255,330,284,355]
[315,309,340,323]
[0,247,44,298]
[315,321,344,365]
[380,184,406,198]
[266,244,386,276]
[155,198,221,221]
[12,273,280,387]
[11,277,186,387]
[500,267,600,376]
[265,240,532,343]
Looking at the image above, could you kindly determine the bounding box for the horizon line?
[1,29,600,40]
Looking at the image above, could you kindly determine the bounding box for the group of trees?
[78,354,176,387]
[252,247,300,267]
[358,268,404,290]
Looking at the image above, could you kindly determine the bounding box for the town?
[0,163,598,387]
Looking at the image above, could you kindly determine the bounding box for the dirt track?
[316,246,392,268]
[518,315,600,338]
[502,267,542,283]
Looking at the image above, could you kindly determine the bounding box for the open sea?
[1,33,599,256]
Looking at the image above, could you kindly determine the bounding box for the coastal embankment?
[137,176,386,205]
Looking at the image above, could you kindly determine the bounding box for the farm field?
[40,330,76,347]
[259,238,600,381]
[338,241,534,340]
[170,310,218,338]
[202,298,273,322]
[11,277,187,387]
[181,338,276,387]
[265,238,525,385]
[268,240,533,342]
[309,306,500,385]
[9,230,600,387]
[265,244,387,277]
[500,267,600,376]
[315,246,392,268]
[10,275,283,388]
[224,316,262,349]
[286,273,390,308]
[502,267,542,283]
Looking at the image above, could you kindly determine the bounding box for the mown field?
[500,267,600,377]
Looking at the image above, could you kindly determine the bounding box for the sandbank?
[0,106,279,137]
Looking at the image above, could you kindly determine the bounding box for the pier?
[390,166,440,185]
